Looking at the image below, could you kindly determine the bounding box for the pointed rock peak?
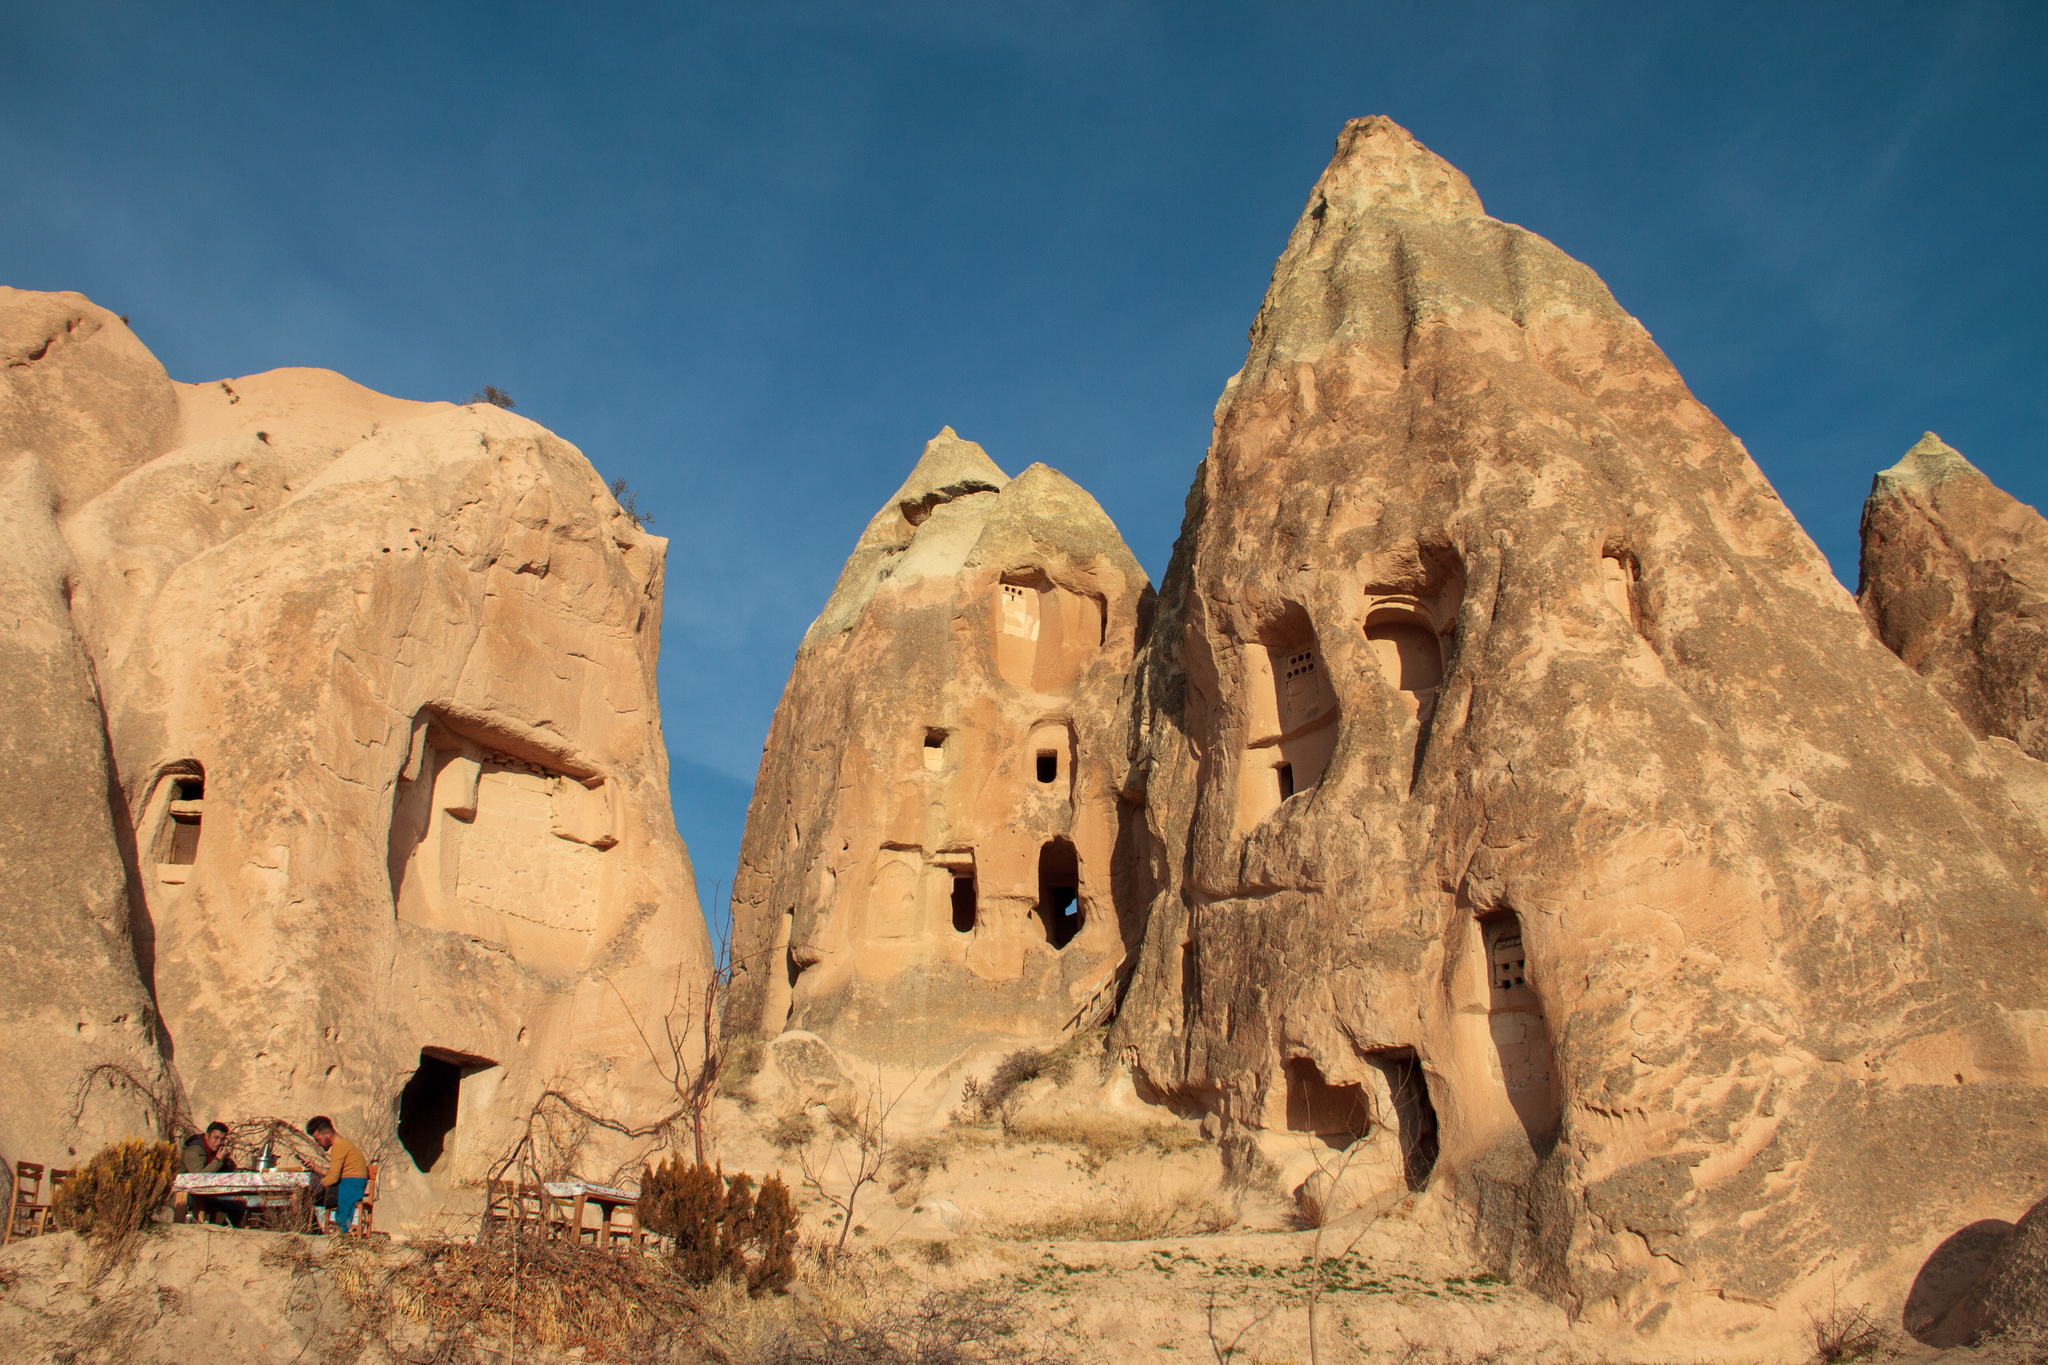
[999,461,1114,522]
[1307,116,1485,225]
[978,462,1146,571]
[885,427,1010,524]
[1875,432,1983,492]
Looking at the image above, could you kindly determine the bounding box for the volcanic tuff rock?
[1859,431,2048,761]
[728,429,1153,1071]
[1102,118,2048,1333]
[0,288,712,1221]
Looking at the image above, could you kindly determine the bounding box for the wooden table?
[542,1180,642,1247]
[173,1171,312,1223]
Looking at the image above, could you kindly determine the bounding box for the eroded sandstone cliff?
[1104,119,2048,1334]
[0,288,712,1220]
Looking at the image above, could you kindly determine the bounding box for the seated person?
[303,1116,369,1233]
[180,1121,247,1227]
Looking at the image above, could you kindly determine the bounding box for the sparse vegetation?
[990,1183,1235,1243]
[610,475,655,529]
[468,384,515,409]
[797,1079,916,1251]
[51,1138,177,1244]
[1808,1297,1890,1364]
[767,1111,815,1151]
[955,1029,1109,1126]
[640,1158,799,1295]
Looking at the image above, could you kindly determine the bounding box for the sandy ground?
[1,1116,2036,1365]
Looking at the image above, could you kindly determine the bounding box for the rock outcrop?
[3,293,189,1168]
[1103,119,2048,1334]
[1859,431,2048,761]
[727,430,1153,1075]
[0,288,712,1221]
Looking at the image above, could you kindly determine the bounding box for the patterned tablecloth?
[543,1181,638,1204]
[174,1171,313,1194]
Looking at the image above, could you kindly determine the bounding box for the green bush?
[638,1159,797,1295]
[51,1138,177,1240]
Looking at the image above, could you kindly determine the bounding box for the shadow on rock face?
[1904,1218,2014,1345]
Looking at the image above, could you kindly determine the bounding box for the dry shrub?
[767,1112,815,1150]
[641,1158,799,1294]
[340,1235,697,1359]
[52,1138,177,1242]
[1809,1299,1889,1364]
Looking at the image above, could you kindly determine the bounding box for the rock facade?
[1859,431,2048,761]
[727,430,1153,1070]
[1102,119,2048,1333]
[0,288,712,1220]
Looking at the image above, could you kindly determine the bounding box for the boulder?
[1859,431,2048,760]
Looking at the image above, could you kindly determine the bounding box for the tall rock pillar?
[728,430,1154,1077]
[1112,118,2048,1332]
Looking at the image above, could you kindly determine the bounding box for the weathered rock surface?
[0,288,712,1221]
[728,429,1153,1072]
[1859,432,2048,761]
[1105,117,2048,1335]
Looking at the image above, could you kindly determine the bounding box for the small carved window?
[1491,934,1527,992]
[1276,762,1295,801]
[1036,751,1057,784]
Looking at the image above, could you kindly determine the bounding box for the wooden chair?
[44,1170,69,1232]
[4,1163,47,1245]
[483,1179,548,1239]
[348,1162,379,1235]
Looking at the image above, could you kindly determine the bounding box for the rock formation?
[1097,119,2048,1334]
[727,430,1153,1075]
[1859,431,2048,761]
[0,288,712,1220]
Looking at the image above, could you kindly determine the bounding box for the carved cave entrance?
[1285,1058,1370,1145]
[1238,606,1339,831]
[1374,1050,1440,1190]
[1481,911,1559,1150]
[1364,604,1446,790]
[1035,839,1081,949]
[995,573,1104,691]
[151,767,207,886]
[396,1047,498,1176]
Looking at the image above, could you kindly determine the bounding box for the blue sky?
[7,3,2044,928]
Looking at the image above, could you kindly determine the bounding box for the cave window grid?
[1491,934,1528,992]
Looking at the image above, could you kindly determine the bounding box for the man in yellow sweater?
[304,1115,369,1232]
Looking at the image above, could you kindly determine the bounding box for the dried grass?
[988,1182,1236,1242]
[1001,1112,1206,1171]
[327,1233,700,1360]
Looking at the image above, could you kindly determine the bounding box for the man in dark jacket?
[180,1121,247,1227]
